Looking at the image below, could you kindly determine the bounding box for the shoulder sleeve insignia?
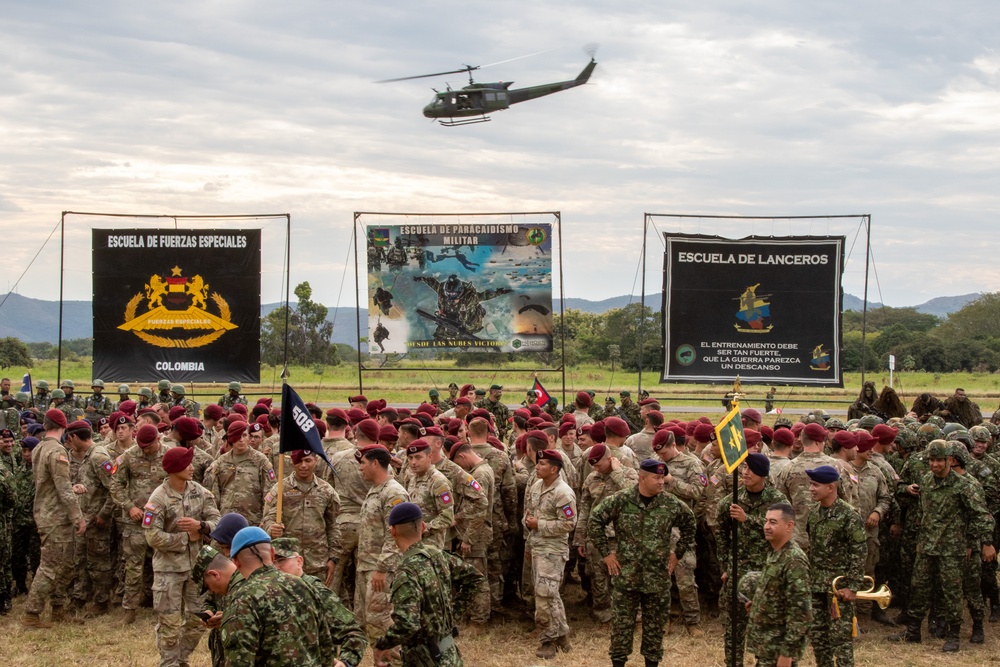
[698,473,708,487]
[710,475,720,486]
[265,493,273,504]
[267,468,276,481]
[440,490,452,504]
[561,504,575,518]
[57,454,68,463]
[142,511,154,527]
[144,501,157,512]
[849,474,859,483]
[102,460,114,473]
[390,497,403,507]
[469,477,482,492]
[981,468,992,476]
[116,455,124,465]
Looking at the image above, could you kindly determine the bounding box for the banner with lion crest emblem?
[93,228,261,382]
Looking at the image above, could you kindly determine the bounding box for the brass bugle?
[831,575,892,609]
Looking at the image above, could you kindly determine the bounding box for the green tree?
[936,293,1000,340]
[0,337,32,370]
[871,324,913,357]
[843,306,940,333]
[260,282,340,367]
[841,331,879,372]
[604,303,662,372]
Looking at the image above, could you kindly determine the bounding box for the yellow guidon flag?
[714,404,749,474]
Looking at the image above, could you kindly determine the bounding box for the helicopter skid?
[438,115,491,127]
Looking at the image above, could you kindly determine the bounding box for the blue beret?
[805,465,840,484]
[639,458,667,475]
[745,453,770,477]
[387,502,423,526]
[230,526,271,557]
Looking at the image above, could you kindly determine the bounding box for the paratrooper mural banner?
[92,228,261,382]
[366,223,553,354]
[661,234,844,386]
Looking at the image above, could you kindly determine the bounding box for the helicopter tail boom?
[507,58,596,106]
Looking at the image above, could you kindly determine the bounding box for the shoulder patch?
[710,475,720,486]
[698,473,708,487]
[102,460,114,473]
[390,497,403,507]
[440,490,452,504]
[144,501,157,512]
[849,473,859,483]
[264,493,273,504]
[142,511,155,526]
[267,468,276,481]
[561,504,575,518]
[116,455,124,465]
[469,477,482,492]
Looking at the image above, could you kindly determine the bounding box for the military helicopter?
[377,49,598,126]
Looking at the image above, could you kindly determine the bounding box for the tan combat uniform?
[625,430,656,461]
[405,467,455,550]
[356,477,409,644]
[850,460,892,576]
[463,461,495,623]
[262,474,341,579]
[663,449,708,626]
[327,446,370,604]
[523,476,576,644]
[204,448,275,525]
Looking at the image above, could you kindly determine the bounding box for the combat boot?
[942,624,960,652]
[871,606,895,626]
[535,641,557,659]
[50,605,84,625]
[555,635,572,653]
[970,619,985,644]
[888,618,921,643]
[686,624,705,638]
[645,660,659,667]
[929,616,946,638]
[22,612,53,629]
[612,661,626,667]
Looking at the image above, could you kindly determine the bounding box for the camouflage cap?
[61,379,75,388]
[825,418,846,431]
[91,379,104,388]
[739,571,763,601]
[191,545,221,591]
[50,389,66,399]
[271,537,302,560]
[36,380,49,390]
[858,414,883,429]
[970,425,992,443]
[926,439,950,459]
[948,442,970,467]
[926,415,946,429]
[773,417,793,429]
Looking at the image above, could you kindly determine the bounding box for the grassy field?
[19,359,1000,413]
[1,587,995,666]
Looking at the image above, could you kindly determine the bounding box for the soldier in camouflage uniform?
[50,389,72,423]
[448,442,495,625]
[137,386,154,411]
[109,423,170,622]
[717,454,788,667]
[328,421,377,606]
[221,527,352,667]
[60,379,84,411]
[618,391,641,431]
[747,503,812,667]
[476,385,511,440]
[357,445,410,648]
[574,443,637,623]
[891,440,996,652]
[805,465,867,667]
[403,440,454,550]
[10,436,38,596]
[589,458,697,667]
[83,380,114,423]
[218,382,248,410]
[947,443,990,642]
[64,420,104,612]
[0,447,14,613]
[374,502,484,667]
[157,380,172,405]
[113,384,131,411]
[33,380,52,413]
[523,448,577,659]
[262,450,341,583]
[1,399,19,434]
[169,384,199,418]
[145,446,221,667]
[22,409,86,628]
[204,422,275,525]
[73,419,117,615]
[968,425,1000,619]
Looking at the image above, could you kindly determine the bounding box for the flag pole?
[277,367,289,526]
[730,376,742,667]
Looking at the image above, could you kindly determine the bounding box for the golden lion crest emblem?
[118,265,237,348]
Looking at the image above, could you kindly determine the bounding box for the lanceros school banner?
[93,229,261,383]
[662,235,844,386]
[366,223,553,354]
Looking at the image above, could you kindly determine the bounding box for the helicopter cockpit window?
[429,96,444,107]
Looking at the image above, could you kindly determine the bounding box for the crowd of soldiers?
[1,376,1000,666]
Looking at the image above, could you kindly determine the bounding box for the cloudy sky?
[3,1,999,310]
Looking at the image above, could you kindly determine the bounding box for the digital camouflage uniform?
[221,565,342,667]
[894,449,930,608]
[907,467,994,633]
[0,462,14,606]
[851,459,892,580]
[523,475,576,645]
[476,397,511,440]
[356,477,409,644]
[33,391,51,413]
[110,442,169,610]
[807,498,867,667]
[262,474,341,579]
[144,479,221,667]
[574,463,638,620]
[327,446,370,605]
[716,483,788,667]
[405,467,455,550]
[954,466,988,623]
[619,398,641,433]
[83,392,114,422]
[25,436,84,616]
[218,393,248,410]
[298,573,367,667]
[204,448,276,525]
[624,430,655,461]
[588,485,697,665]
[375,542,484,666]
[748,540,813,666]
[10,453,37,594]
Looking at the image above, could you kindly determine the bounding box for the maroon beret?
[228,412,247,423]
[248,422,264,434]
[855,430,876,453]
[379,425,398,442]
[667,425,686,442]
[204,404,224,420]
[326,408,350,423]
[45,408,68,429]
[356,419,381,442]
[744,429,761,447]
[526,417,545,428]
[539,413,554,424]
[871,424,898,445]
[760,425,774,441]
[354,443,388,462]
[536,449,564,467]
[575,391,592,408]
[514,408,532,420]
[460,384,474,396]
[423,426,443,437]
[693,423,715,443]
[772,428,795,447]
[456,397,473,407]
[227,421,248,443]
[157,423,170,433]
[652,429,671,451]
[162,446,194,473]
[590,421,606,443]
[587,443,608,465]
[833,430,857,449]
[558,422,576,438]
[313,419,327,437]
[646,410,664,426]
[604,417,630,438]
[487,436,505,450]
[741,408,762,423]
[290,450,314,465]
[416,403,438,417]
[119,400,137,416]
[525,429,550,445]
[791,422,805,435]
[406,439,430,455]
[231,403,248,415]
[67,420,91,431]
[168,405,187,420]
[136,423,159,445]
[638,398,658,407]
[349,394,367,403]
[527,404,542,417]
[256,397,273,408]
[172,417,202,442]
[346,408,367,425]
[802,422,829,443]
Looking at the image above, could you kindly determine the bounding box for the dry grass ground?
[3,583,998,667]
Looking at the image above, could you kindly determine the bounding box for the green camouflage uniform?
[747,540,812,666]
[221,565,343,667]
[9,454,37,593]
[83,392,114,421]
[0,407,18,434]
[299,573,367,666]
[33,391,51,412]
[0,462,14,605]
[588,486,697,665]
[476,397,511,440]
[716,484,788,667]
[807,498,867,667]
[618,399,641,434]
[375,542,484,666]
[894,450,930,608]
[219,393,248,410]
[907,468,994,630]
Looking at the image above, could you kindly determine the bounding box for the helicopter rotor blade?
[478,47,558,69]
[375,65,479,84]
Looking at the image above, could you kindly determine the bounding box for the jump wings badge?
[118,265,237,348]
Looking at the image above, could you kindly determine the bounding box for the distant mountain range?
[0,291,982,344]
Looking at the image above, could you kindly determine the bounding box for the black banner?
[662,235,843,386]
[92,229,261,383]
